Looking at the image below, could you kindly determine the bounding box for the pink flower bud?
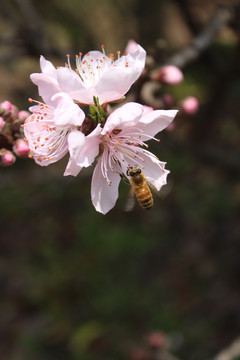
[10,105,19,119]
[148,332,166,348]
[18,110,30,121]
[129,347,147,360]
[125,39,139,53]
[0,116,5,132]
[0,100,12,112]
[13,138,29,157]
[166,122,175,132]
[157,65,184,85]
[142,105,154,115]
[181,96,199,115]
[0,149,16,166]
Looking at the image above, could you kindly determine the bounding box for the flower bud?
[142,105,154,114]
[0,116,5,132]
[166,122,175,132]
[18,110,30,121]
[0,149,16,166]
[180,96,199,115]
[10,104,19,119]
[129,347,147,360]
[125,39,138,53]
[13,138,29,157]
[0,100,12,112]
[154,65,184,85]
[148,332,166,348]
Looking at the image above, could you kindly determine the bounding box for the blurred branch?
[12,0,51,56]
[214,337,240,360]
[167,6,233,68]
[172,0,201,35]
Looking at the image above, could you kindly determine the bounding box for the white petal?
[52,93,85,127]
[139,109,178,139]
[91,159,120,214]
[64,157,82,177]
[125,39,139,53]
[139,149,170,191]
[72,124,102,167]
[56,67,94,104]
[67,129,85,162]
[102,102,144,135]
[40,55,57,77]
[95,44,146,104]
[30,73,61,105]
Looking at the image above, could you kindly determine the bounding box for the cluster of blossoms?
[23,42,178,214]
[0,101,29,166]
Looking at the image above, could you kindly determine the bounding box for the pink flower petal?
[138,148,170,191]
[40,55,57,77]
[56,67,94,104]
[30,73,61,105]
[68,124,101,167]
[52,93,85,126]
[64,157,82,177]
[95,45,146,104]
[91,159,120,214]
[101,102,144,135]
[139,109,178,139]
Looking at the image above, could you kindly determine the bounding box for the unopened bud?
[0,149,16,166]
[125,39,138,53]
[166,122,175,132]
[148,332,166,348]
[10,105,19,119]
[0,116,5,132]
[143,105,153,115]
[0,100,12,112]
[180,96,199,115]
[129,347,147,360]
[154,65,184,85]
[13,138,29,157]
[18,110,30,121]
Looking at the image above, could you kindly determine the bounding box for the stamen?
[66,54,72,70]
[101,44,105,56]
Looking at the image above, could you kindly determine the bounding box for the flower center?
[65,46,128,87]
[99,128,149,185]
[24,100,69,164]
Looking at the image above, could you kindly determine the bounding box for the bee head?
[127,167,142,177]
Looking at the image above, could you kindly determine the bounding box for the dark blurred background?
[1,0,240,359]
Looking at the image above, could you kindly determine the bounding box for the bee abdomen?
[136,188,153,210]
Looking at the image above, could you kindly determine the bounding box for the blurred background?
[0,0,240,359]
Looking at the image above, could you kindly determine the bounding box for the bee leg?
[120,173,130,185]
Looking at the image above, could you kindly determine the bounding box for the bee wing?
[124,186,136,212]
[148,179,173,199]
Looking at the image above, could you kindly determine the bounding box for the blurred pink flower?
[148,331,166,348]
[157,65,184,85]
[24,93,85,166]
[0,100,12,112]
[181,96,199,114]
[31,44,146,106]
[125,39,139,53]
[0,116,5,132]
[65,102,177,214]
[13,139,29,157]
[18,110,31,121]
[0,149,16,166]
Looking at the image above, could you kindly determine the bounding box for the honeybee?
[121,167,153,210]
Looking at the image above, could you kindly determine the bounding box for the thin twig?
[167,6,233,68]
